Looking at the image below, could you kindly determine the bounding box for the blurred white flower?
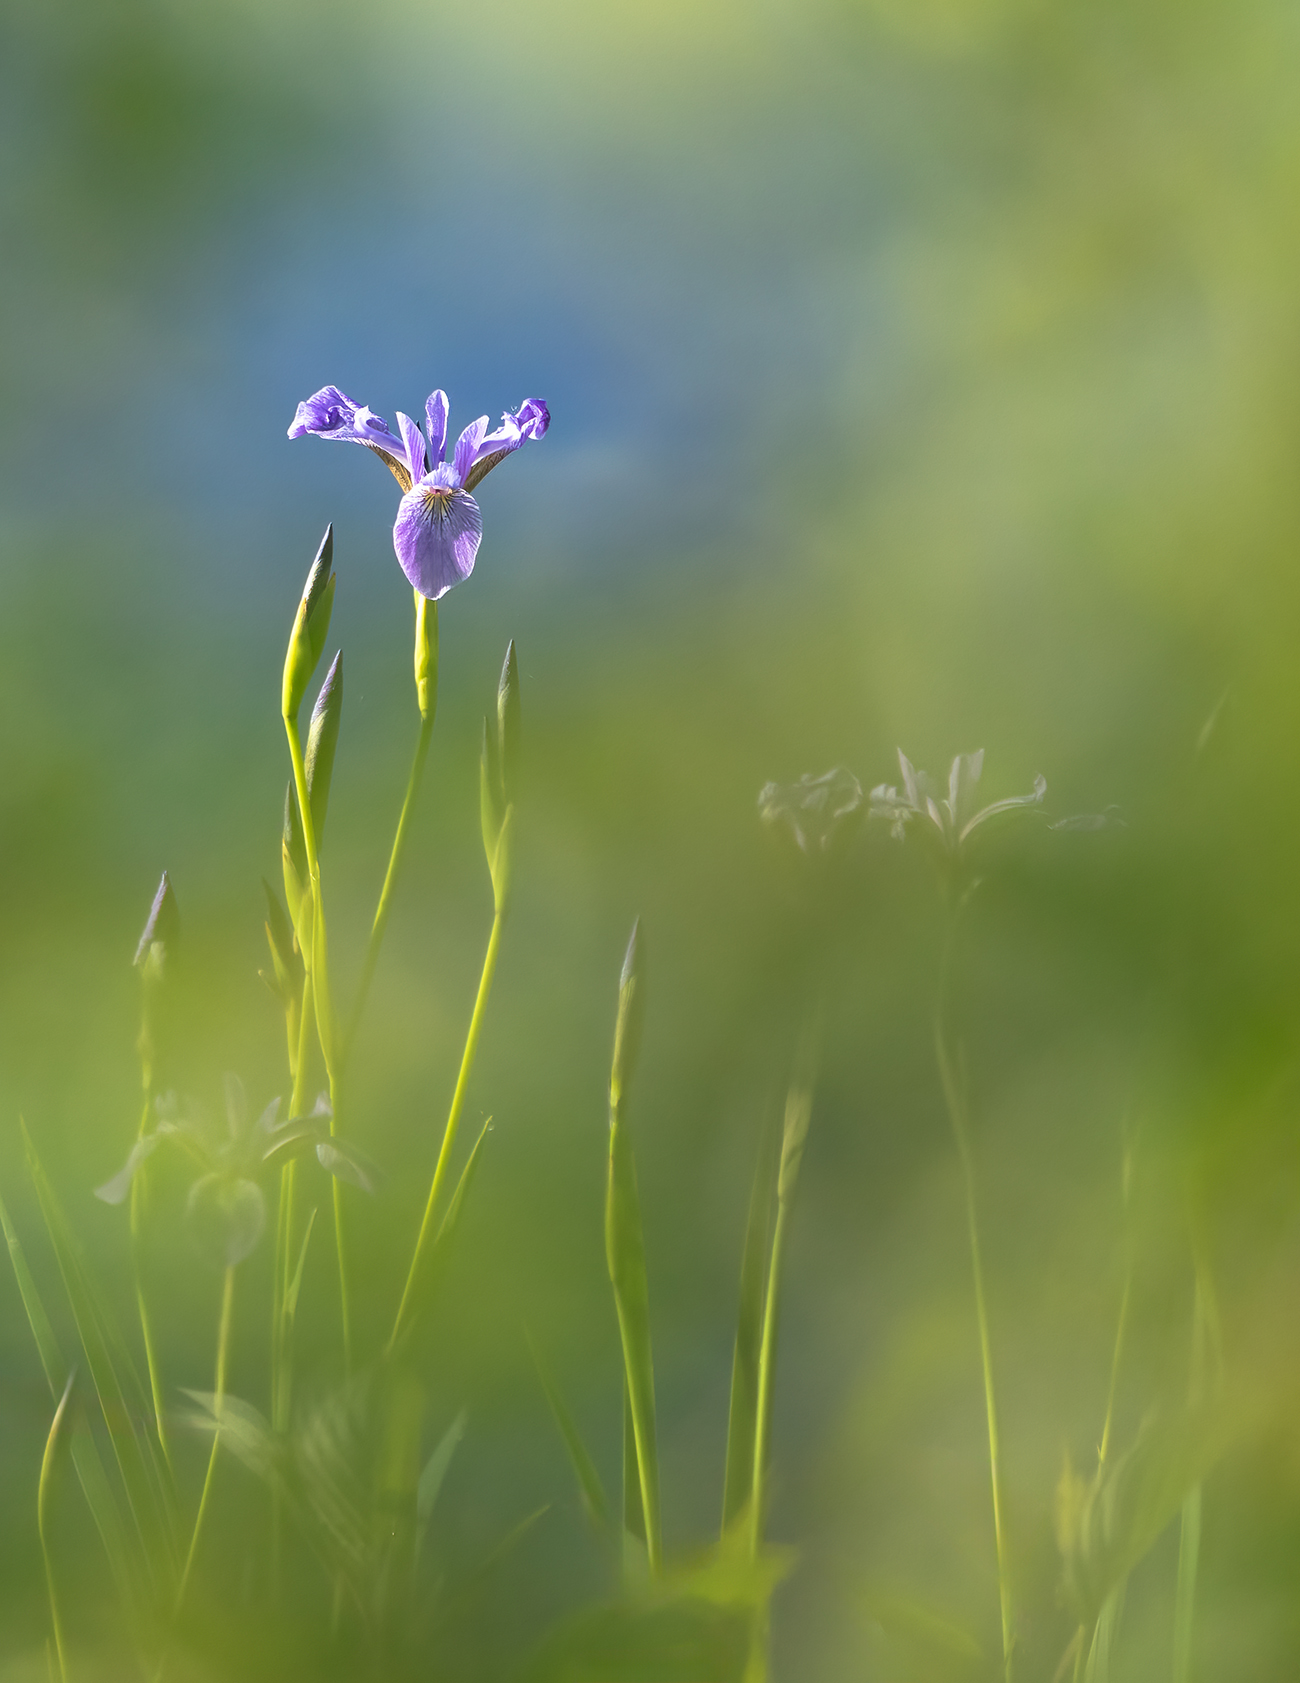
[758,766,864,854]
[870,749,1046,852]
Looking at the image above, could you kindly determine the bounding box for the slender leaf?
[415,1409,467,1560]
[1173,1484,1202,1683]
[722,1120,778,1535]
[38,1372,77,1683]
[607,1115,660,1573]
[529,1334,610,1535]
[23,1125,177,1592]
[1,1178,148,1624]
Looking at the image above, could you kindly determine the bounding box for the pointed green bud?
[304,651,344,848]
[480,714,505,867]
[496,640,521,807]
[414,592,438,722]
[282,525,336,719]
[134,870,180,977]
[609,919,645,1115]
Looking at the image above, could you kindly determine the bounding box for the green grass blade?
[606,1113,660,1572]
[528,1333,610,1536]
[1,1177,146,1622]
[391,1117,492,1351]
[414,1408,467,1560]
[1173,1484,1201,1683]
[622,1381,645,1549]
[38,1371,76,1683]
[722,1121,778,1536]
[23,1125,177,1594]
[0,1180,68,1392]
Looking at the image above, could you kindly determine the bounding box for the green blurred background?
[4,0,1300,1676]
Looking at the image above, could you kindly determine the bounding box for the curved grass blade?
[1,1180,147,1626]
[38,1371,76,1683]
[390,1117,492,1353]
[23,1125,177,1594]
[528,1333,610,1537]
[722,1120,778,1536]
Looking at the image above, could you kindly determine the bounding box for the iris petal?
[452,417,489,486]
[393,474,484,599]
[426,390,449,464]
[396,412,429,483]
[462,398,549,493]
[288,385,411,488]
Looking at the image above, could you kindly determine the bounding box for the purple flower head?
[289,384,549,601]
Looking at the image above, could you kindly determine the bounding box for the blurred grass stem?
[130,1089,173,1477]
[389,908,505,1352]
[177,1265,235,1613]
[342,715,434,1069]
[284,714,351,1369]
[38,1373,74,1683]
[936,918,1013,1683]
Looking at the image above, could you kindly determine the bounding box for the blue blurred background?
[4,0,1300,1677]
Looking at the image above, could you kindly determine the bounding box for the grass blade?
[390,1117,492,1353]
[38,1371,77,1683]
[415,1408,467,1560]
[722,1119,778,1536]
[1173,1483,1201,1683]
[528,1333,610,1536]
[607,1114,659,1573]
[23,1124,177,1596]
[1,1175,148,1627]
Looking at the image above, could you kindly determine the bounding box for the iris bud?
[304,651,344,847]
[282,526,336,719]
[609,919,645,1116]
[134,870,180,979]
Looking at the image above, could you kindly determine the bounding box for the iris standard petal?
[393,471,484,600]
[426,390,449,464]
[452,416,489,486]
[287,385,412,489]
[396,412,429,482]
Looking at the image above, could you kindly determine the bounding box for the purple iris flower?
[288,385,549,600]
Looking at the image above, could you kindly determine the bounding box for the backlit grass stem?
[284,713,350,1369]
[342,591,438,1070]
[177,1265,235,1613]
[38,1372,75,1683]
[936,918,1013,1683]
[389,908,505,1352]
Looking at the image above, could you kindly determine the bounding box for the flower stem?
[389,909,505,1353]
[935,922,1013,1683]
[342,711,434,1072]
[284,714,350,1370]
[177,1264,235,1614]
[130,1090,173,1478]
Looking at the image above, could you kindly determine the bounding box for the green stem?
[936,920,1013,1683]
[38,1377,73,1683]
[1173,1485,1201,1683]
[389,910,505,1353]
[177,1265,235,1613]
[750,1199,789,1561]
[130,1090,173,1477]
[284,714,349,1369]
[341,712,434,1071]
